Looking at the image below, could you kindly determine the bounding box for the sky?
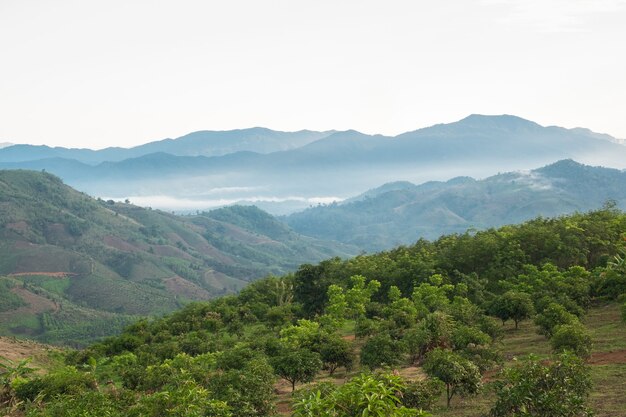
[1,0,625,149]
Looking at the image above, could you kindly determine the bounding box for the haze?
[1,0,625,149]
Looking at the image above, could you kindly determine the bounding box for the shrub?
[550,323,593,358]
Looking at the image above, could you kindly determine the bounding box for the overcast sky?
[1,0,625,149]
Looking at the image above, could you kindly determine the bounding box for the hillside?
[3,207,624,417]
[1,115,625,214]
[0,170,356,345]
[285,160,626,251]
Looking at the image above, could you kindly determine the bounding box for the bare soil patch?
[164,276,211,300]
[588,350,626,365]
[8,272,75,278]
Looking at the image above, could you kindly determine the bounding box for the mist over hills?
[1,115,625,214]
[285,160,626,251]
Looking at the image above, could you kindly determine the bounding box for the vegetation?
[490,353,593,417]
[2,202,626,416]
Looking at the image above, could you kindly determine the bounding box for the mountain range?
[285,160,626,251]
[1,115,625,214]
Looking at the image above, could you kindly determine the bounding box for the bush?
[360,333,405,369]
[25,390,129,417]
[534,303,579,337]
[401,377,445,410]
[490,353,592,417]
[15,367,96,402]
[550,323,593,358]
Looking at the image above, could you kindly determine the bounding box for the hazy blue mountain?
[1,115,625,213]
[284,160,626,251]
[0,128,333,164]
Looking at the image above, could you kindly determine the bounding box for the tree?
[360,333,404,369]
[489,291,535,329]
[292,372,429,417]
[550,323,593,358]
[422,348,481,408]
[383,286,418,332]
[490,353,592,417]
[401,378,445,411]
[270,349,322,392]
[534,303,579,337]
[345,275,380,331]
[318,335,354,376]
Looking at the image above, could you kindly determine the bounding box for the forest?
[1,205,626,416]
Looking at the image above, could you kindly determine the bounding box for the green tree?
[400,378,445,411]
[534,303,579,337]
[345,275,381,331]
[490,353,592,417]
[550,323,593,358]
[270,349,322,392]
[360,333,405,369]
[318,335,354,376]
[422,348,481,408]
[489,291,535,329]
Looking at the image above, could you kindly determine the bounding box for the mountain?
[0,170,356,345]
[0,142,11,149]
[0,128,332,164]
[1,115,625,214]
[284,160,626,251]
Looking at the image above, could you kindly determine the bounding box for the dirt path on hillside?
[589,349,626,365]
[8,272,76,278]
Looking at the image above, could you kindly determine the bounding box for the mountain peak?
[456,114,542,130]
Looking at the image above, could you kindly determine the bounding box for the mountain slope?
[0,170,356,345]
[285,160,626,251]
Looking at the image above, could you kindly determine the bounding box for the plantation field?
[437,303,626,417]
[275,303,626,416]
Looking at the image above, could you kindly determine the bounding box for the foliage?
[422,348,482,407]
[270,348,322,392]
[489,291,535,329]
[292,372,430,417]
[550,323,593,358]
[318,335,354,376]
[534,303,579,337]
[0,356,36,411]
[400,377,445,411]
[360,333,405,369]
[490,353,593,417]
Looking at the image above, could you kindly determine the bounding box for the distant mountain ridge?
[0,128,333,164]
[284,160,626,251]
[1,115,625,213]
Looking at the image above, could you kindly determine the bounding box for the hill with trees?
[2,206,625,416]
[285,160,626,251]
[0,170,356,345]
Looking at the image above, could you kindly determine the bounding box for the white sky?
[1,0,625,149]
